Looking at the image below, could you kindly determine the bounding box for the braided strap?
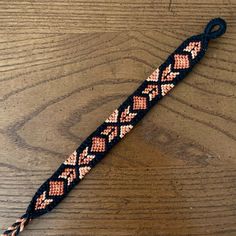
[1,18,226,235]
[1,214,30,236]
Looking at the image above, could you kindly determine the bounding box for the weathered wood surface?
[0,1,236,235]
[0,0,235,33]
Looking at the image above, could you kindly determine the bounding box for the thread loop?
[204,18,227,40]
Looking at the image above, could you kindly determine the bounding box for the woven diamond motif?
[174,54,190,69]
[49,181,64,196]
[133,96,147,110]
[91,137,106,152]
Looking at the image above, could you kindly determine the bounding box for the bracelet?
[1,17,227,236]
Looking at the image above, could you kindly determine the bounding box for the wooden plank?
[0,0,235,33]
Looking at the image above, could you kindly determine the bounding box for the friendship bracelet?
[1,18,227,236]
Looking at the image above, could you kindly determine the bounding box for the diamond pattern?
[91,137,106,152]
[133,96,147,110]
[49,181,64,196]
[174,54,190,69]
[29,31,208,218]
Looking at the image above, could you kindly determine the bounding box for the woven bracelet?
[1,18,227,236]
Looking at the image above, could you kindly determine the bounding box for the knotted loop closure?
[204,18,227,40]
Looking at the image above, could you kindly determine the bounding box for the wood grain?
[0,1,236,235]
[0,0,235,33]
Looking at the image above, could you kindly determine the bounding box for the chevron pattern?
[35,191,53,210]
[30,38,203,215]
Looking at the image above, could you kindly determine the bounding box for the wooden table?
[0,1,236,235]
